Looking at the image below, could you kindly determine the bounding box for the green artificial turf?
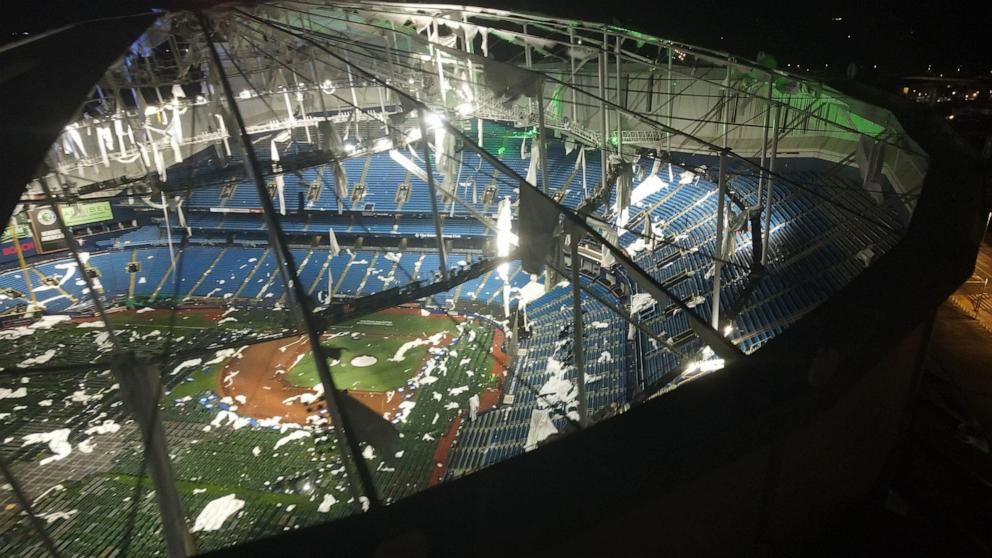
[167,363,221,401]
[286,310,458,392]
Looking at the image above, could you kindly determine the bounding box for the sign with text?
[2,218,32,244]
[29,207,68,253]
[60,202,114,227]
[27,202,114,254]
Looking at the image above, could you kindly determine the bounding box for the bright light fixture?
[423,111,443,128]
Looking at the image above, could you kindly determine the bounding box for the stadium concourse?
[0,1,929,556]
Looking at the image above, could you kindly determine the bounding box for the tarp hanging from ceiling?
[518,183,560,274]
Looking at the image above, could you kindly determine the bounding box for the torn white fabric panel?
[524,409,558,451]
[192,494,244,532]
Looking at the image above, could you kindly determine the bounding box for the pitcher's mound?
[350,355,378,367]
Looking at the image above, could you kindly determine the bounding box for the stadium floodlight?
[423,111,444,129]
[685,357,726,376]
[456,101,474,116]
[343,139,357,154]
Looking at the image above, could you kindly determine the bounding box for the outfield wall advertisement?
[28,202,114,253]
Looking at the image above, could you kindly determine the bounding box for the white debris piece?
[395,400,416,423]
[362,445,375,460]
[18,349,57,367]
[84,420,120,436]
[22,429,72,465]
[625,237,647,255]
[31,483,65,505]
[38,399,53,407]
[448,386,469,396]
[204,348,238,365]
[211,411,251,430]
[0,387,27,400]
[685,295,705,309]
[524,409,558,451]
[273,430,310,449]
[93,331,113,351]
[597,351,613,364]
[136,307,156,314]
[630,292,656,314]
[172,359,203,375]
[317,493,336,512]
[192,494,245,532]
[76,321,106,329]
[0,315,71,340]
[389,331,447,362]
[38,510,78,524]
[537,359,578,421]
[252,446,261,457]
[630,174,667,205]
[234,395,247,404]
[590,321,609,329]
[192,488,207,495]
[469,395,480,420]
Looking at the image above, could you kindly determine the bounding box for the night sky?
[1,0,988,77]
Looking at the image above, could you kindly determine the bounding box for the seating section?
[445,279,629,478]
[0,246,532,313]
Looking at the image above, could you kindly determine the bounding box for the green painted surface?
[286,310,458,392]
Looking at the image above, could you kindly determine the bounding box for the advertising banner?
[27,202,114,254]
